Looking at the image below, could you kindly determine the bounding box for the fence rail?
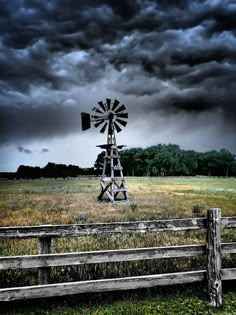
[0,217,235,239]
[0,218,207,239]
[1,243,235,271]
[0,208,235,307]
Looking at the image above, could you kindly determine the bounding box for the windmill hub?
[109,112,114,120]
[81,98,128,203]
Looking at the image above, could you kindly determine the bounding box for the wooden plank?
[1,242,234,271]
[0,270,206,301]
[98,181,113,202]
[207,208,222,307]
[0,244,206,270]
[106,155,120,159]
[0,218,206,239]
[112,166,123,170]
[221,268,236,280]
[112,188,127,192]
[221,217,236,228]
[38,237,51,285]
[222,242,236,254]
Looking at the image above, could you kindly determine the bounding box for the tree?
[94,151,105,174]
[218,149,235,177]
[94,144,236,177]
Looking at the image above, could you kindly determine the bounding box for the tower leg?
[98,145,128,203]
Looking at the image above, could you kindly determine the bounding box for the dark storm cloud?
[0,102,82,142]
[0,39,60,92]
[17,146,32,154]
[0,0,236,146]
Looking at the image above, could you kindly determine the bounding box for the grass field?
[0,176,235,314]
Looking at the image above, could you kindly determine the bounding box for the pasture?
[0,176,235,314]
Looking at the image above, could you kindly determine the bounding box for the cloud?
[0,138,8,147]
[16,146,49,155]
[0,0,235,157]
[41,148,49,153]
[0,101,83,142]
[17,146,32,154]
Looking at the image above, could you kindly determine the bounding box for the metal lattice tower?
[81,98,128,202]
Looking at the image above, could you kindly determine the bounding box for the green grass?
[1,287,236,314]
[0,176,235,313]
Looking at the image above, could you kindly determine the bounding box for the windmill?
[81,98,128,202]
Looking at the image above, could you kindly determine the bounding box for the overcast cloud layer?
[0,0,236,171]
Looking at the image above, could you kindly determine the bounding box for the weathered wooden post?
[38,237,51,285]
[207,208,222,307]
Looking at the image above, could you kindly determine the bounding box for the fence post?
[207,208,222,307]
[38,237,52,285]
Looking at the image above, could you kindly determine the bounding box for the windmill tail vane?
[81,98,128,203]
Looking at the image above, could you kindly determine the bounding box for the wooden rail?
[0,209,235,307]
[0,271,207,301]
[0,244,206,270]
[0,269,235,302]
[0,243,235,271]
[0,217,234,240]
[0,218,207,239]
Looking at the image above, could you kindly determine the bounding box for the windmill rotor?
[91,99,128,134]
[81,99,128,133]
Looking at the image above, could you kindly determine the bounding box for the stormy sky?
[0,0,236,171]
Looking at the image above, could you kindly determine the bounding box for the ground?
[0,176,235,314]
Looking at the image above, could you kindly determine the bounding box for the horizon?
[1,143,235,173]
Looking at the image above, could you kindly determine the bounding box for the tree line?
[13,162,97,179]
[1,144,235,179]
[95,144,236,177]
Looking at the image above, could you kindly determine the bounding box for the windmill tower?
[81,98,128,203]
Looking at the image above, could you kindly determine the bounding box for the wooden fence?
[0,208,235,307]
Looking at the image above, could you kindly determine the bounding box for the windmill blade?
[98,101,107,112]
[116,112,128,119]
[94,120,104,128]
[116,118,127,127]
[115,104,126,113]
[91,114,104,120]
[106,98,111,110]
[114,121,122,133]
[92,107,103,114]
[111,99,120,111]
[100,122,108,133]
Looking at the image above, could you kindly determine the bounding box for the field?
[0,176,236,314]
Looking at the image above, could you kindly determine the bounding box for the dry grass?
[0,176,235,288]
[0,176,235,226]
